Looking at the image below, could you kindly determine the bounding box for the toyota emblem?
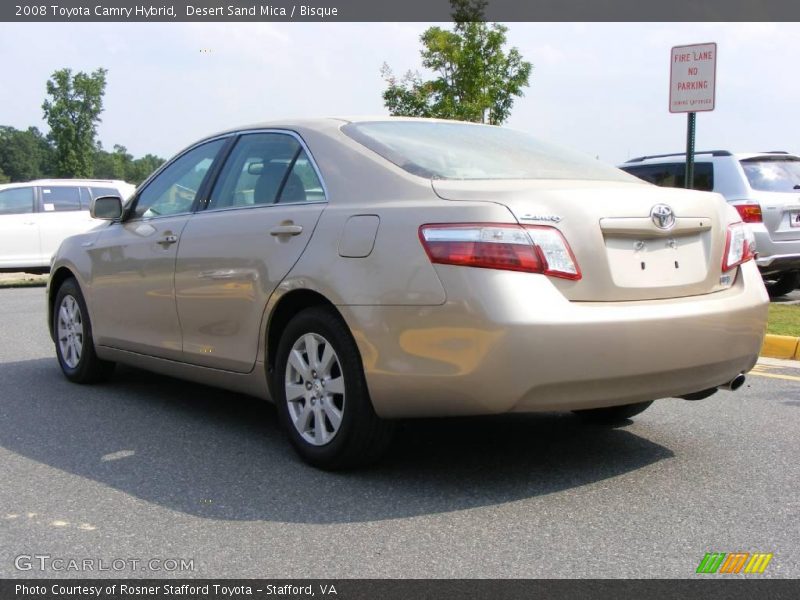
[651,204,675,230]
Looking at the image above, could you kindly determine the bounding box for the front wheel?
[53,278,115,383]
[573,401,653,423]
[274,307,394,470]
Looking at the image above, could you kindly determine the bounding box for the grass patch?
[0,275,48,288]
[768,303,800,337]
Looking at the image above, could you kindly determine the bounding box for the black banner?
[2,0,799,22]
[2,580,800,600]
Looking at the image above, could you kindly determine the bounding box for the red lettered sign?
[669,42,717,113]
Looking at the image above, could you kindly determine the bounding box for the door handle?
[269,224,303,237]
[158,234,179,246]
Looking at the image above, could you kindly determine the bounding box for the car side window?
[0,187,34,215]
[280,151,325,203]
[41,186,82,212]
[622,163,713,192]
[207,133,324,210]
[133,139,225,219]
[90,186,121,199]
[623,164,684,188]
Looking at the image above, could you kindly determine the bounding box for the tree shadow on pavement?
[0,358,674,524]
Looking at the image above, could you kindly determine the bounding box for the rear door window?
[622,162,714,191]
[41,186,82,212]
[207,133,324,209]
[0,187,35,215]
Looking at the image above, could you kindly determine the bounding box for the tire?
[573,400,653,423]
[765,272,799,298]
[53,277,115,383]
[274,306,394,470]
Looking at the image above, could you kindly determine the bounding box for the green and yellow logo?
[696,552,773,574]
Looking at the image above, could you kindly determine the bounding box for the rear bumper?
[755,252,800,275]
[751,227,800,276]
[339,262,768,418]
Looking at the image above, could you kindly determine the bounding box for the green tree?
[93,143,130,180]
[42,67,107,177]
[0,126,56,181]
[126,154,164,185]
[381,0,532,125]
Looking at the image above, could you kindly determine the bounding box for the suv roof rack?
[762,151,789,154]
[625,150,732,163]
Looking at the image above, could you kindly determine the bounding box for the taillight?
[733,202,762,223]
[722,222,756,272]
[419,223,581,280]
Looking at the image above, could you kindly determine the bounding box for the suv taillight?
[733,203,762,223]
[722,222,756,272]
[419,223,581,280]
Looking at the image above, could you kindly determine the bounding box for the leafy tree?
[42,68,107,177]
[93,143,164,185]
[0,166,9,184]
[382,0,532,125]
[0,126,56,181]
[126,154,164,185]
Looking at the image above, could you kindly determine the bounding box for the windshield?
[342,121,636,182]
[741,157,800,192]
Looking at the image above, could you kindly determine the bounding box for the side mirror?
[91,195,123,220]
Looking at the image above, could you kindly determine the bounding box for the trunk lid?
[432,179,733,301]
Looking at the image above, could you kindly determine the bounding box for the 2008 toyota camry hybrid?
[48,118,769,469]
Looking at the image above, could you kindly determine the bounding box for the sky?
[0,21,797,166]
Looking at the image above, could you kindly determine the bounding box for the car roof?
[623,150,800,164]
[198,116,499,141]
[31,178,132,186]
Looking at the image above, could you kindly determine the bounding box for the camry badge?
[520,214,562,223]
[650,204,675,230]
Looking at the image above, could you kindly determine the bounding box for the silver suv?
[620,151,800,297]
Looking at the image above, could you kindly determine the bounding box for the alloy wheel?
[57,295,84,369]
[284,333,346,446]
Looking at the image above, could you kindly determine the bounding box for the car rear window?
[342,121,635,182]
[740,157,800,192]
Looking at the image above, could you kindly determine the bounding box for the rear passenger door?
[0,186,40,269]
[175,131,326,372]
[36,184,96,262]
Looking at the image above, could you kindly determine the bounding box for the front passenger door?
[89,138,228,358]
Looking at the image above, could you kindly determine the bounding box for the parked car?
[0,178,136,273]
[47,119,768,469]
[620,151,800,297]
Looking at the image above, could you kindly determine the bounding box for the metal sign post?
[685,112,696,189]
[669,42,717,190]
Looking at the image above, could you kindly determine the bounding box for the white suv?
[620,151,800,297]
[0,179,135,273]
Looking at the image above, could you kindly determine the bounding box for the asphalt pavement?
[0,286,798,578]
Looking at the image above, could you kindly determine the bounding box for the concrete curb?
[761,334,800,360]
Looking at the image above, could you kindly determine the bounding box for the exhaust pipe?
[718,373,746,391]
[679,373,746,400]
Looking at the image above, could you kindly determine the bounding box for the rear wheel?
[53,278,115,383]
[573,400,653,423]
[274,307,394,470]
[764,272,799,298]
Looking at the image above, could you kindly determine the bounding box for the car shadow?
[0,358,674,524]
